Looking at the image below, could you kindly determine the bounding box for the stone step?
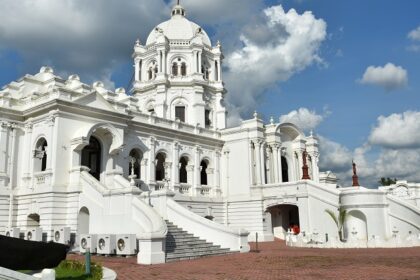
[166,251,238,262]
[164,220,235,262]
[166,244,221,251]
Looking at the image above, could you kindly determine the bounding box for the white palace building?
[0,3,419,265]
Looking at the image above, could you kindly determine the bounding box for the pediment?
[74,91,118,112]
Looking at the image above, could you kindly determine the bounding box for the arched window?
[200,160,208,185]
[175,106,186,122]
[281,156,289,183]
[215,61,219,81]
[179,157,188,183]
[34,138,48,172]
[27,213,40,228]
[155,153,166,181]
[181,62,187,76]
[172,63,178,76]
[129,149,142,179]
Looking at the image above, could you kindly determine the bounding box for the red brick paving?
[69,240,420,280]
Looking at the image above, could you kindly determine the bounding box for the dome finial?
[172,0,185,17]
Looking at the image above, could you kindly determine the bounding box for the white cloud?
[318,135,353,174]
[360,63,408,91]
[0,0,169,82]
[279,108,326,132]
[369,111,420,149]
[224,5,327,125]
[408,26,420,41]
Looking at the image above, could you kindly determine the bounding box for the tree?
[325,208,348,241]
[378,177,397,186]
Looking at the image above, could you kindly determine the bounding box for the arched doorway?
[155,153,166,181]
[81,136,102,180]
[200,160,208,185]
[77,207,90,235]
[344,210,368,240]
[281,157,289,182]
[129,149,142,179]
[268,204,299,240]
[179,156,188,183]
[27,213,40,228]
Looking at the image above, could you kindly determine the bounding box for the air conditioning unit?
[115,234,137,256]
[79,234,97,254]
[97,235,116,255]
[4,228,20,238]
[53,227,71,244]
[26,228,43,242]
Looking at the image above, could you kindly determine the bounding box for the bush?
[55,260,103,280]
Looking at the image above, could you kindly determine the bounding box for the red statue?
[352,161,360,187]
[302,151,311,180]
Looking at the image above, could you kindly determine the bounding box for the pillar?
[259,141,266,185]
[0,122,10,186]
[255,140,262,185]
[171,142,179,188]
[248,141,255,185]
[147,137,156,184]
[194,146,201,191]
[217,59,222,81]
[134,59,140,81]
[215,150,221,188]
[271,144,279,183]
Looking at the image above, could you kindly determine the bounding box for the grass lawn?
[55,260,103,280]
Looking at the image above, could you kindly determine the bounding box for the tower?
[131,2,227,130]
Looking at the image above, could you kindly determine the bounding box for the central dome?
[146,5,212,46]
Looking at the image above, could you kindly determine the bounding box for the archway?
[200,160,208,185]
[344,210,368,240]
[34,138,48,172]
[77,207,90,235]
[179,156,188,183]
[281,157,289,182]
[129,149,142,179]
[81,136,102,180]
[155,153,166,181]
[267,204,299,240]
[27,213,40,228]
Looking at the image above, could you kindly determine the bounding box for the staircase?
[165,221,237,262]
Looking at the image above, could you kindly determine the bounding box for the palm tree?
[325,208,348,241]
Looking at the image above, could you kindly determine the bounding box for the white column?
[272,145,279,183]
[0,123,9,176]
[215,150,221,188]
[163,51,167,74]
[194,146,201,191]
[171,142,179,188]
[147,137,156,184]
[46,113,56,171]
[217,59,222,81]
[248,141,255,185]
[259,141,266,185]
[255,140,262,185]
[134,59,140,81]
[140,159,148,182]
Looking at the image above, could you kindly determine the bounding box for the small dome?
[146,4,211,46]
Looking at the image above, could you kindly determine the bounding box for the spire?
[352,160,360,187]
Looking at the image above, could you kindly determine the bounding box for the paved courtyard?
[69,240,420,280]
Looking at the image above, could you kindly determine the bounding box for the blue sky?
[0,0,419,186]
